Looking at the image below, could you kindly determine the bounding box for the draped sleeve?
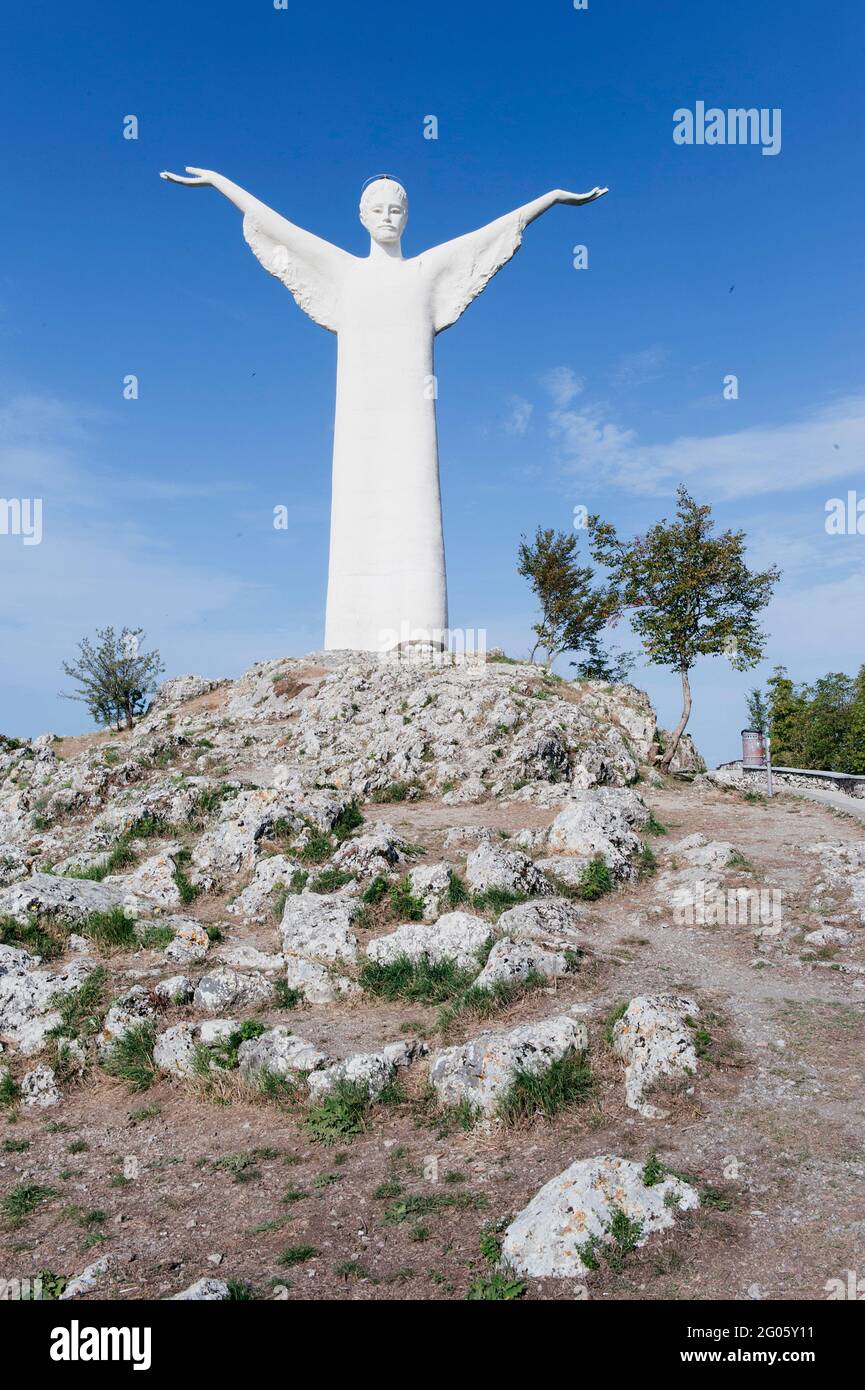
[242,212,352,334]
[418,208,527,334]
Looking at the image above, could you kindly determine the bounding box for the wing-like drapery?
[242,213,352,333]
[420,208,527,334]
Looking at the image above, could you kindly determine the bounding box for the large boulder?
[613,994,699,1118]
[428,1012,588,1116]
[0,952,97,1054]
[366,912,491,972]
[501,1155,699,1277]
[192,968,274,1014]
[237,1025,330,1080]
[546,788,648,879]
[472,937,571,989]
[465,842,553,897]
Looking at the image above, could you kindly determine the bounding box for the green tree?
[746,688,768,735]
[517,526,616,669]
[765,666,808,766]
[800,672,854,772]
[589,487,781,773]
[843,665,865,774]
[61,627,164,731]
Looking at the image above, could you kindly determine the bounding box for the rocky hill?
[0,654,862,1301]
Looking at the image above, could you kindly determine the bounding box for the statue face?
[360,180,408,244]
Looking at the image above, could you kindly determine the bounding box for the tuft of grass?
[471,887,529,913]
[389,877,426,921]
[466,1271,525,1300]
[227,1279,253,1300]
[2,1137,30,1152]
[0,913,70,961]
[727,849,754,871]
[359,954,476,1005]
[641,1150,666,1186]
[272,980,303,1010]
[137,923,175,950]
[48,966,108,1041]
[102,1022,156,1092]
[332,801,364,841]
[636,845,657,879]
[575,855,613,900]
[305,1080,372,1145]
[0,1069,21,1108]
[129,813,171,840]
[496,1049,593,1126]
[446,872,469,907]
[361,875,389,905]
[278,1244,317,1267]
[171,848,200,904]
[298,831,333,864]
[644,812,667,836]
[2,1183,57,1229]
[309,867,354,893]
[82,907,138,952]
[383,1192,487,1225]
[371,781,422,804]
[437,970,544,1032]
[603,999,630,1047]
[207,1019,268,1072]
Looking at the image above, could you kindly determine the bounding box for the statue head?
[359,176,408,246]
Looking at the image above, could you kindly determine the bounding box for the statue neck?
[369,237,403,262]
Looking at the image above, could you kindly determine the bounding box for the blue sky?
[1,0,863,766]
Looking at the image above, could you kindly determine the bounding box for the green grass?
[82,907,138,952]
[304,1080,372,1145]
[0,1071,21,1107]
[48,966,108,1040]
[101,1022,157,1092]
[466,1271,525,1300]
[383,1192,487,1224]
[128,813,171,839]
[437,970,545,1032]
[641,1150,666,1186]
[64,837,139,883]
[496,1049,594,1126]
[171,848,200,904]
[0,913,69,961]
[309,867,354,893]
[206,1019,268,1071]
[371,781,421,803]
[727,849,754,871]
[575,855,613,900]
[471,887,529,913]
[644,812,668,836]
[272,980,303,1010]
[278,1244,317,1266]
[332,800,364,841]
[2,1183,57,1229]
[359,954,477,1005]
[636,845,658,879]
[298,831,334,864]
[2,1137,30,1152]
[603,999,630,1047]
[447,872,469,907]
[137,923,175,950]
[361,875,389,905]
[389,876,425,921]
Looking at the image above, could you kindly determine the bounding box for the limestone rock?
[279,892,359,963]
[163,918,211,964]
[465,841,553,897]
[97,985,156,1056]
[331,820,409,878]
[226,854,301,922]
[0,872,132,926]
[306,1039,427,1101]
[171,1277,231,1301]
[0,955,97,1054]
[472,937,570,989]
[237,1025,330,1079]
[193,968,274,1013]
[495,898,588,944]
[154,974,193,1003]
[613,994,699,1118]
[408,862,455,920]
[501,1155,699,1277]
[366,911,491,971]
[428,1013,588,1115]
[546,789,648,879]
[21,1063,61,1107]
[59,1256,112,1300]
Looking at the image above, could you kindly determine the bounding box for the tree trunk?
[124,703,134,731]
[660,667,692,773]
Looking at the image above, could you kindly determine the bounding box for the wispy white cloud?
[503,396,533,436]
[610,345,670,389]
[540,366,584,408]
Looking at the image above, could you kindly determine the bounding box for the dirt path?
[2,779,863,1301]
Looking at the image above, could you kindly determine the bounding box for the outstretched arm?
[514,185,608,228]
[160,167,351,332]
[424,185,608,334]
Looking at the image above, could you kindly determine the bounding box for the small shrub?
[310,867,354,893]
[304,1080,371,1144]
[332,801,364,841]
[102,1023,157,1092]
[576,855,613,900]
[361,875,389,905]
[278,1244,317,1267]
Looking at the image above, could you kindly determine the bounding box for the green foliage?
[466,1271,526,1300]
[746,687,769,736]
[760,663,865,773]
[496,1049,594,1125]
[603,1000,630,1047]
[171,848,200,905]
[447,871,469,907]
[517,525,617,668]
[2,1183,58,1229]
[389,876,426,921]
[49,966,108,1040]
[0,1069,21,1107]
[272,980,303,1010]
[361,875,389,905]
[309,867,354,893]
[61,625,164,731]
[383,1192,487,1224]
[590,488,780,769]
[207,1019,268,1071]
[304,1080,372,1144]
[278,1245,317,1266]
[332,800,364,841]
[576,855,613,900]
[102,1022,156,1092]
[641,1150,666,1186]
[0,913,69,960]
[437,970,544,1032]
[359,954,476,1005]
[371,781,421,803]
[82,907,138,952]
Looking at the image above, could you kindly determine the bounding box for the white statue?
[160,167,607,652]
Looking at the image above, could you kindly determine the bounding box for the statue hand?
[557,187,609,205]
[160,166,219,187]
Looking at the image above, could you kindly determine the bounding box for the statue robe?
[242,207,527,652]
